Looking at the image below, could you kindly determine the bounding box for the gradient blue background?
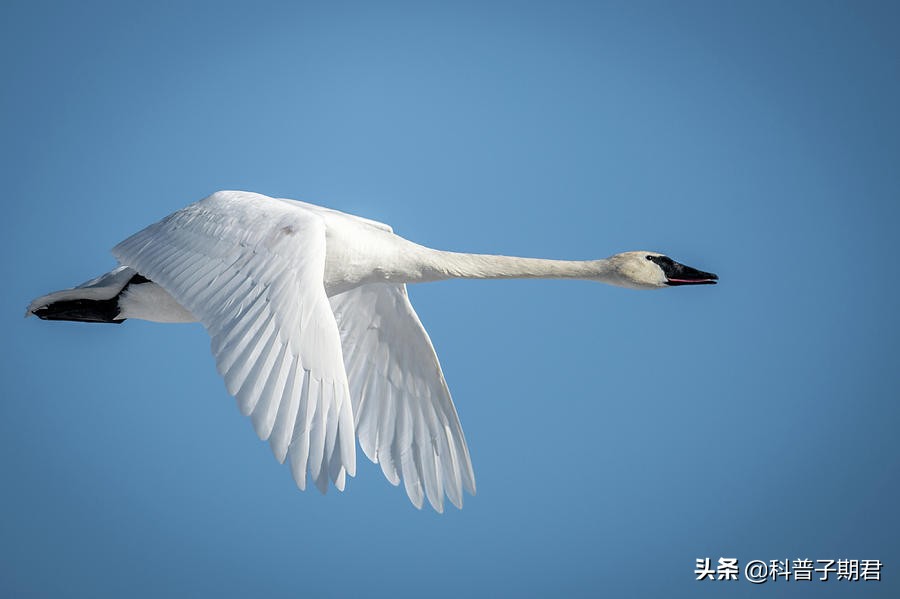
[3,1,898,597]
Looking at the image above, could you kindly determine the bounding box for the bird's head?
[600,251,718,289]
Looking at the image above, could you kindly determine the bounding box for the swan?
[27,190,717,512]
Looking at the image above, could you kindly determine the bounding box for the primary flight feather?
[28,190,717,512]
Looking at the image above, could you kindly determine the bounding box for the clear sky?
[3,1,899,597]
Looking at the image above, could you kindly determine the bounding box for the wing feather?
[329,283,475,511]
[289,374,316,491]
[112,190,356,493]
[235,331,282,417]
[266,346,299,460]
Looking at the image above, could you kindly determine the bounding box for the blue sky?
[3,1,899,597]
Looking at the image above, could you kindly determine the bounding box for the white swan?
[27,190,717,512]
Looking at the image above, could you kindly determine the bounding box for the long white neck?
[407,246,614,283]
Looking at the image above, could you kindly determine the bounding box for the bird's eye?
[645,255,653,261]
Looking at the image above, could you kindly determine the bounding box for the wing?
[112,191,356,493]
[329,283,475,512]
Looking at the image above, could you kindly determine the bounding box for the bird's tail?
[30,296,125,324]
[26,266,140,324]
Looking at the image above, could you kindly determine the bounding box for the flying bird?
[28,190,717,512]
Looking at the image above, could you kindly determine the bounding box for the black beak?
[649,255,718,286]
[664,262,718,286]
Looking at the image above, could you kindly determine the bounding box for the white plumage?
[28,190,717,512]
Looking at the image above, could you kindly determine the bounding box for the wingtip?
[335,467,347,491]
[464,473,477,496]
[342,444,357,478]
[315,473,329,495]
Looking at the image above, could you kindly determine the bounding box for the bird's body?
[28,190,717,512]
